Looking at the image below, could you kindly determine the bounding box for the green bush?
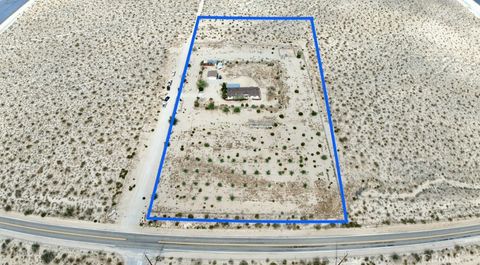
[197,79,207,91]
[206,102,215,110]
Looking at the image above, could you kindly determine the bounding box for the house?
[226,87,261,100]
[207,70,218,80]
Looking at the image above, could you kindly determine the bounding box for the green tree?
[221,82,227,99]
[197,79,207,92]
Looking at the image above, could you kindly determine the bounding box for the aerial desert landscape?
[0,0,479,263]
[151,19,343,222]
[0,0,478,227]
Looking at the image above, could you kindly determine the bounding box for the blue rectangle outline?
[145,15,349,224]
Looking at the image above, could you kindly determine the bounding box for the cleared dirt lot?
[151,20,343,221]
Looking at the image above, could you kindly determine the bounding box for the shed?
[207,70,218,80]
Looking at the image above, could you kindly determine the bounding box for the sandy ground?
[197,0,480,226]
[0,0,196,222]
[117,0,205,230]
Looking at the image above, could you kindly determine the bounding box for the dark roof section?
[226,87,261,99]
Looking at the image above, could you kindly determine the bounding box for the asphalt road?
[0,216,479,253]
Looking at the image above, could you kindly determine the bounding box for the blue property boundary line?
[146,15,349,224]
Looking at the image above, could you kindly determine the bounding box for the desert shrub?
[391,253,400,261]
[41,251,56,264]
[31,243,40,253]
[168,116,178,125]
[64,207,75,217]
[119,169,128,179]
[424,249,433,261]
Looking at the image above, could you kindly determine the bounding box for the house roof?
[226,87,261,99]
[207,70,217,77]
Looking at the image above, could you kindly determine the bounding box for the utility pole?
[337,254,348,265]
[144,251,153,265]
[335,243,337,265]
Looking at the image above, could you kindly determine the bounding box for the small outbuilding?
[207,70,218,80]
[226,87,261,100]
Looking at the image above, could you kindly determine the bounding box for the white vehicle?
[162,96,170,107]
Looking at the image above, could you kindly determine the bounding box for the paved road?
[0,216,479,253]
